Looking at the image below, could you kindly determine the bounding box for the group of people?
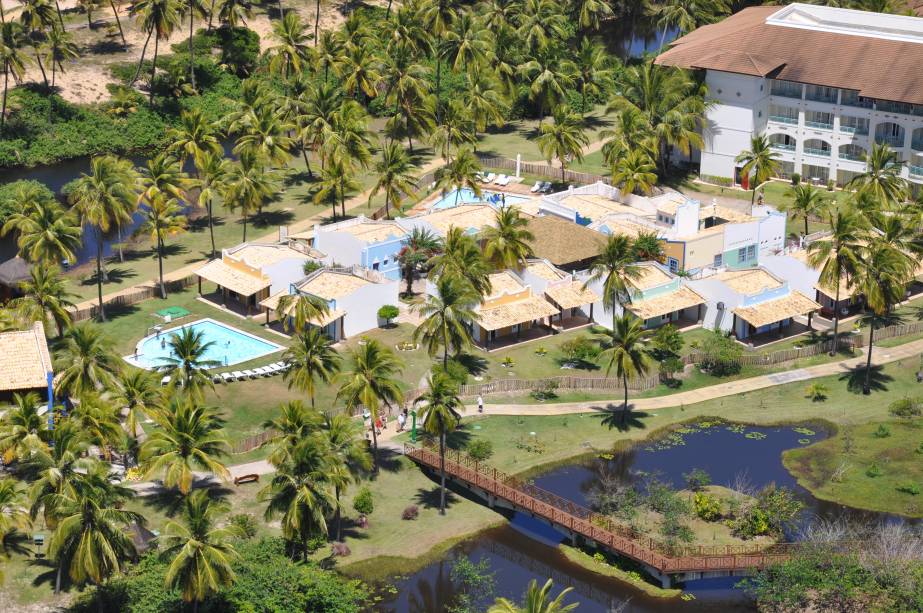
[362,396,485,439]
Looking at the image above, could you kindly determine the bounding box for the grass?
[559,545,682,599]
[784,418,923,517]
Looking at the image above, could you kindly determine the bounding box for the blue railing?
[839,125,868,135]
[804,147,831,157]
[875,136,905,148]
[838,152,864,162]
[768,115,798,125]
[910,165,923,177]
[805,121,833,130]
[770,143,795,151]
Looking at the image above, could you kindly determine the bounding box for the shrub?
[804,383,829,402]
[889,397,923,421]
[683,468,712,491]
[699,330,743,376]
[502,356,515,368]
[303,260,322,275]
[433,358,469,386]
[693,492,722,521]
[559,335,600,365]
[229,513,258,540]
[466,439,494,462]
[659,356,685,383]
[732,485,803,539]
[866,463,883,478]
[330,542,351,557]
[402,505,419,520]
[897,482,921,495]
[874,424,891,438]
[650,324,684,358]
[827,179,835,191]
[530,380,559,401]
[733,507,771,538]
[700,174,733,187]
[377,304,399,325]
[791,172,801,185]
[352,487,374,516]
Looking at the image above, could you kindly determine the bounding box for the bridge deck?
[404,444,795,574]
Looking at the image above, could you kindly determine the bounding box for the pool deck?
[409,179,538,215]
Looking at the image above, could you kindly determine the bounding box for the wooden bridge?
[404,443,798,587]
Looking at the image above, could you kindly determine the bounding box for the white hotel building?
[657,3,923,189]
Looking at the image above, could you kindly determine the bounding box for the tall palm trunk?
[33,48,49,87]
[242,210,248,241]
[438,431,446,514]
[206,198,216,257]
[207,0,216,30]
[96,237,106,322]
[334,485,342,540]
[188,5,196,90]
[116,221,124,262]
[109,0,126,45]
[51,58,56,87]
[53,0,64,29]
[863,321,875,395]
[301,143,313,178]
[1,63,9,134]
[149,35,159,105]
[435,54,442,125]
[85,4,93,29]
[314,0,320,44]
[386,0,393,16]
[443,323,449,367]
[157,234,167,299]
[621,373,629,423]
[830,273,841,356]
[55,563,63,594]
[132,28,153,86]
[384,191,390,219]
[370,413,379,472]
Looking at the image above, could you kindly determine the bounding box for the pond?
[375,422,907,612]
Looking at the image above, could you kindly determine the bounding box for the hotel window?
[839,115,869,135]
[768,104,798,125]
[747,245,756,260]
[667,257,679,273]
[770,80,802,99]
[713,254,723,268]
[840,89,873,109]
[737,247,747,261]
[805,84,837,104]
[805,111,833,130]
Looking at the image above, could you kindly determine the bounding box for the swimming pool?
[125,318,283,370]
[430,188,532,210]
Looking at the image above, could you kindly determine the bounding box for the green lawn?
[784,418,923,517]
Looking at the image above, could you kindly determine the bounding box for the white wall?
[723,220,758,253]
[263,257,309,295]
[674,199,700,236]
[314,229,363,268]
[702,71,769,179]
[760,254,820,298]
[755,210,788,257]
[687,277,744,333]
[337,279,401,338]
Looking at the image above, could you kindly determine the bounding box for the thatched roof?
[0,322,52,392]
[626,286,705,320]
[734,291,820,328]
[545,281,599,310]
[195,259,270,296]
[477,295,559,331]
[259,291,346,327]
[526,216,605,267]
[715,268,783,295]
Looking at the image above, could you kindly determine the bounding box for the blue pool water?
[127,319,282,370]
[431,188,532,210]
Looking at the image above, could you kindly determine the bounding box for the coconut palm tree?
[631,230,665,262]
[515,0,567,54]
[46,466,141,595]
[24,421,90,530]
[324,99,373,171]
[68,392,123,457]
[282,327,341,407]
[139,194,187,299]
[130,0,182,102]
[314,156,359,220]
[398,227,442,297]
[217,0,251,27]
[847,142,908,207]
[783,184,826,238]
[54,323,120,399]
[156,327,220,398]
[427,226,491,298]
[319,411,370,540]
[275,292,332,336]
[182,0,207,89]
[612,150,658,195]
[315,29,344,79]
[166,108,223,177]
[260,401,322,466]
[1,186,81,265]
[413,274,480,368]
[431,100,476,162]
[595,314,652,419]
[537,105,589,182]
[518,52,574,123]
[265,11,312,79]
[655,0,729,46]
[435,147,482,207]
[584,234,642,325]
[259,435,336,560]
[341,43,381,101]
[488,578,578,613]
[196,150,230,258]
[0,22,29,133]
[162,489,242,613]
[68,155,139,321]
[106,0,126,44]
[736,134,782,207]
[369,141,417,218]
[112,368,162,446]
[572,0,613,31]
[808,202,863,355]
[140,397,230,493]
[233,107,295,169]
[417,0,457,122]
[0,477,31,584]
[336,340,404,471]
[19,0,56,87]
[463,69,506,142]
[0,392,47,463]
[42,25,79,88]
[415,372,462,515]
[573,39,613,113]
[600,105,657,168]
[482,205,534,270]
[443,10,492,78]
[11,265,75,337]
[223,154,280,241]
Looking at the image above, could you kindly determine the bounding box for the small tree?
[659,356,684,384]
[377,305,399,326]
[889,397,922,421]
[650,324,684,359]
[700,330,743,376]
[804,383,829,402]
[683,468,711,491]
[466,439,494,462]
[352,486,374,516]
[693,492,721,521]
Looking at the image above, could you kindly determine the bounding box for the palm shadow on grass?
[143,483,234,518]
[78,266,139,287]
[413,485,462,511]
[455,352,489,377]
[372,448,405,475]
[838,363,893,395]
[251,209,295,229]
[590,403,648,432]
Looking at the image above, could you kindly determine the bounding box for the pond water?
[376,422,908,612]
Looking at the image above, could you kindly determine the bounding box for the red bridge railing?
[404,443,798,574]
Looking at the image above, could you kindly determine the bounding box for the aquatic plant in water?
[793,427,816,436]
[798,438,812,445]
[726,424,746,434]
[745,432,767,440]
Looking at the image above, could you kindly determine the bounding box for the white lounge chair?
[241,369,257,379]
[530,181,542,193]
[493,173,508,185]
[212,373,223,383]
[257,366,272,377]
[498,175,512,186]
[221,372,236,383]
[266,364,282,375]
[160,376,171,387]
[539,181,552,193]
[482,172,496,183]
[231,371,245,380]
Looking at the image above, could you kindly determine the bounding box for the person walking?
[397,410,406,432]
[477,395,484,413]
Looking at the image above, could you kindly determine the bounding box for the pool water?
[126,318,283,370]
[431,188,532,210]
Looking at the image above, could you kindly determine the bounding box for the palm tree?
[735,135,781,207]
[314,156,359,220]
[140,194,187,299]
[223,154,279,241]
[324,100,373,171]
[518,52,574,123]
[282,327,341,407]
[515,0,567,54]
[140,397,230,493]
[463,70,506,142]
[156,327,220,398]
[853,239,913,394]
[417,0,457,123]
[107,0,126,44]
[0,392,47,463]
[42,25,80,88]
[11,265,75,337]
[595,314,652,419]
[655,0,729,45]
[369,141,417,218]
[68,155,139,321]
[162,489,242,613]
[0,22,29,134]
[585,234,642,326]
[196,150,229,258]
[319,412,370,540]
[341,44,381,101]
[46,466,142,595]
[443,10,492,78]
[130,0,182,103]
[488,578,578,613]
[431,100,476,162]
[259,436,336,560]
[482,206,534,270]
[54,322,120,399]
[611,150,658,196]
[1,185,81,265]
[427,226,492,298]
[217,0,251,27]
[808,202,863,356]
[24,421,89,529]
[275,292,331,336]
[398,227,442,297]
[537,105,589,182]
[166,108,222,176]
[783,184,826,238]
[435,147,482,207]
[601,106,657,167]
[573,39,612,113]
[183,0,206,90]
[415,372,462,515]
[233,106,295,168]
[631,230,665,262]
[112,368,162,446]
[265,12,312,79]
[847,142,908,207]
[0,478,30,584]
[572,0,613,31]
[260,401,322,466]
[413,274,479,368]
[336,340,404,471]
[68,392,123,458]
[19,0,57,87]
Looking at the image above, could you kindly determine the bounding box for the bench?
[234,474,259,485]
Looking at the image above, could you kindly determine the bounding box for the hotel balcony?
[839,125,868,136]
[876,135,905,148]
[910,165,923,178]
[805,120,833,130]
[770,143,795,152]
[804,147,831,157]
